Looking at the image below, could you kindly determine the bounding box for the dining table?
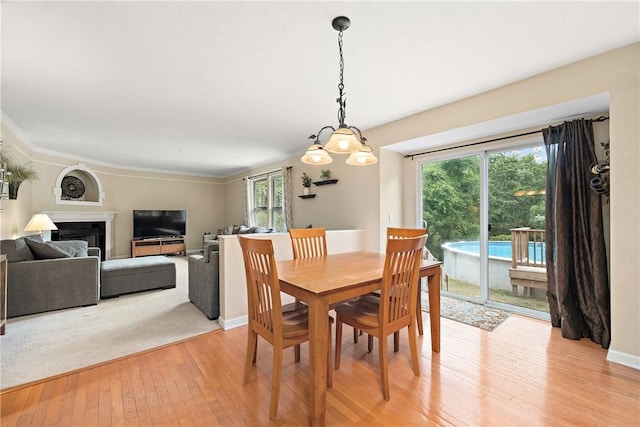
[277,251,442,427]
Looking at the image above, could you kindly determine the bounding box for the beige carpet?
[0,256,220,390]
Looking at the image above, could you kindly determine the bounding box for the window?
[248,171,285,232]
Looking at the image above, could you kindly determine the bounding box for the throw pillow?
[237,226,255,234]
[50,240,89,257]
[253,226,274,233]
[25,238,72,259]
[0,235,42,262]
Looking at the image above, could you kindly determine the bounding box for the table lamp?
[24,213,58,237]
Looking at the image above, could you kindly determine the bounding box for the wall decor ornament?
[61,176,86,199]
[54,163,105,206]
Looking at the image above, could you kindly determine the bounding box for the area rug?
[0,256,221,390]
[421,291,510,331]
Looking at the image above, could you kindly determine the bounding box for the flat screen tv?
[133,210,186,240]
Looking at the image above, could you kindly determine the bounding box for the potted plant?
[320,169,332,181]
[0,152,39,199]
[316,168,338,186]
[301,172,312,195]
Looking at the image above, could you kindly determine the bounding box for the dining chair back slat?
[289,227,328,259]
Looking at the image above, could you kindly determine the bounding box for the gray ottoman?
[101,256,176,298]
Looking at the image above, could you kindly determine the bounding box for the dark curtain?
[543,119,610,349]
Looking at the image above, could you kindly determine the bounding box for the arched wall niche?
[54,163,105,206]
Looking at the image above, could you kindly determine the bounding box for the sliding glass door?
[420,143,550,316]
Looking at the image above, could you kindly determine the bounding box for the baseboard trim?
[607,349,640,370]
[219,315,248,330]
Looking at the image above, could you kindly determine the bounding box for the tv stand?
[131,237,186,258]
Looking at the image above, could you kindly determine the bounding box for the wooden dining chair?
[388,227,428,335]
[288,227,328,258]
[238,236,333,420]
[334,234,427,401]
[364,227,428,353]
[289,227,360,345]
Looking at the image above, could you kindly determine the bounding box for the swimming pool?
[444,240,546,262]
[441,240,546,291]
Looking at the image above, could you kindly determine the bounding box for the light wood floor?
[1,313,639,426]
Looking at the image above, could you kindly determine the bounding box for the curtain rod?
[404,115,609,160]
[244,166,292,181]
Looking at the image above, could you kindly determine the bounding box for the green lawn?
[443,278,550,312]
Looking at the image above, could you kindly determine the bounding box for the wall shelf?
[313,179,338,186]
[299,194,316,199]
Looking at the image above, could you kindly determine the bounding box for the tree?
[423,157,480,260]
[488,152,546,237]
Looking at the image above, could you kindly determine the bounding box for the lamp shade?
[346,144,378,166]
[324,127,362,154]
[24,214,58,233]
[301,143,333,165]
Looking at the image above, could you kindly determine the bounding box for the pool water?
[446,240,546,261]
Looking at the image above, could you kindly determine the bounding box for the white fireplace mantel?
[43,211,118,259]
[44,211,117,223]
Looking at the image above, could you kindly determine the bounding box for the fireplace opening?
[51,222,106,261]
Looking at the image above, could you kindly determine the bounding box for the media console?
[131,237,186,258]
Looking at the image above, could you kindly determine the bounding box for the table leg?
[416,277,424,335]
[427,267,441,353]
[308,297,329,427]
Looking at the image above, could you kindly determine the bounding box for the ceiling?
[2,1,638,178]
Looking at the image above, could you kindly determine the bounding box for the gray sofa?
[188,243,219,319]
[0,235,100,317]
[203,224,275,251]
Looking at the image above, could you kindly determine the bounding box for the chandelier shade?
[301,142,333,165]
[301,16,377,166]
[346,142,378,166]
[324,127,362,154]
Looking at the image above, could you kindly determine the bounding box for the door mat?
[421,292,510,331]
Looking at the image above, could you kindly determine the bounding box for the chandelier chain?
[337,29,346,125]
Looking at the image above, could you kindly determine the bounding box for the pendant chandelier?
[301,16,377,166]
